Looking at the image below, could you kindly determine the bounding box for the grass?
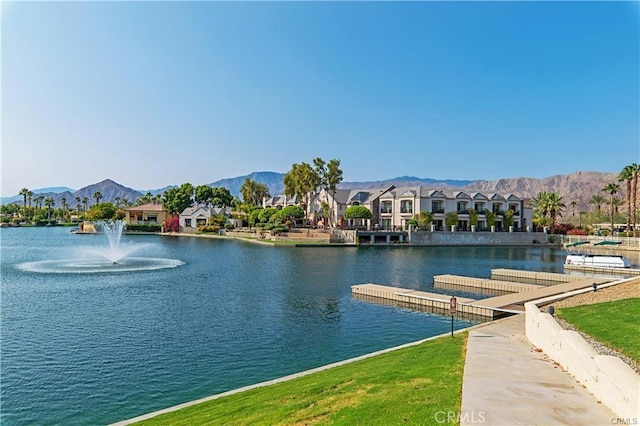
[135,333,467,425]
[557,298,640,362]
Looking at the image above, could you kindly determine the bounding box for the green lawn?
[135,334,467,425]
[557,298,640,362]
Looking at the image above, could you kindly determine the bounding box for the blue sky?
[2,1,639,196]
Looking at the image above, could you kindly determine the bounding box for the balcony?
[457,210,470,215]
[400,208,413,214]
[431,208,445,214]
[380,208,393,214]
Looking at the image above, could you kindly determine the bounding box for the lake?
[1,227,565,425]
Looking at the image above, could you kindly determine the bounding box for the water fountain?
[18,220,184,273]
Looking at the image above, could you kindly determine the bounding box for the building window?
[381,201,392,214]
[400,200,413,214]
[432,201,444,214]
[474,203,485,214]
[146,215,157,223]
[185,219,192,227]
[381,218,392,230]
[457,202,468,214]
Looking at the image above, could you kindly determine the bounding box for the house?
[125,203,168,225]
[179,205,230,230]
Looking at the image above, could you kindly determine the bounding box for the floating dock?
[352,275,613,320]
[490,269,583,284]
[434,274,542,294]
[563,264,640,276]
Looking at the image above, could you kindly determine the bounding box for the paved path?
[460,315,616,426]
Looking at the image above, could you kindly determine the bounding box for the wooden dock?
[490,269,584,284]
[434,274,542,294]
[352,275,613,320]
[563,264,640,276]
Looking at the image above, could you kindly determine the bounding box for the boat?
[564,241,631,268]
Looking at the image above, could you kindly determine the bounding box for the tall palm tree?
[603,182,621,235]
[589,194,606,212]
[19,188,29,217]
[34,195,44,215]
[546,192,565,229]
[27,190,34,219]
[44,197,55,221]
[630,163,640,237]
[60,197,68,222]
[93,191,103,204]
[114,197,121,208]
[619,165,633,235]
[570,201,577,217]
[82,197,89,212]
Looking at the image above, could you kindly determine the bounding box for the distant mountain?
[340,176,473,190]
[208,171,286,198]
[140,185,177,196]
[461,171,619,210]
[72,179,142,206]
[2,171,621,212]
[1,187,76,204]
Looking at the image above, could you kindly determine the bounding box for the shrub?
[198,225,220,233]
[164,215,180,233]
[566,228,586,236]
[127,224,162,232]
[225,223,235,230]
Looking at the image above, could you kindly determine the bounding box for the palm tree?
[34,195,44,215]
[60,197,68,222]
[19,188,29,217]
[44,197,55,221]
[82,197,89,212]
[570,201,577,217]
[630,163,640,237]
[114,197,121,208]
[93,191,103,204]
[27,190,34,219]
[603,182,620,235]
[589,194,606,212]
[619,165,633,235]
[546,192,565,229]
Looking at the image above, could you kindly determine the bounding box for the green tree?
[619,165,633,235]
[589,194,606,212]
[161,183,194,215]
[468,208,478,228]
[530,191,565,229]
[34,195,44,215]
[19,188,29,217]
[137,192,154,205]
[44,197,55,221]
[82,197,89,212]
[570,201,577,217]
[344,205,373,220]
[275,205,305,226]
[210,187,233,208]
[313,157,343,228]
[445,212,458,230]
[93,191,103,204]
[195,185,214,205]
[503,209,514,229]
[27,190,34,219]
[284,162,318,220]
[60,197,68,222]
[629,163,640,237]
[485,210,497,229]
[603,182,621,234]
[240,178,270,207]
[85,202,116,220]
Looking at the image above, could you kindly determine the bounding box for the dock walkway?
[461,315,615,425]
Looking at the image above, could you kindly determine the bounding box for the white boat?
[564,241,631,269]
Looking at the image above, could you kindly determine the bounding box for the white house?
[179,205,230,230]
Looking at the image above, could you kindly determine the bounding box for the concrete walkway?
[460,315,616,426]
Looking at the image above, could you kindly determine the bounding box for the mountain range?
[2,171,621,211]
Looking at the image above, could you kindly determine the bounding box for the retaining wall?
[525,301,639,420]
[408,231,552,246]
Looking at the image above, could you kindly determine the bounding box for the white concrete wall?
[409,230,549,245]
[525,302,640,420]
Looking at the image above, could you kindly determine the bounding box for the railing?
[380,209,393,214]
[457,210,469,215]
[431,209,445,214]
[400,209,413,214]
